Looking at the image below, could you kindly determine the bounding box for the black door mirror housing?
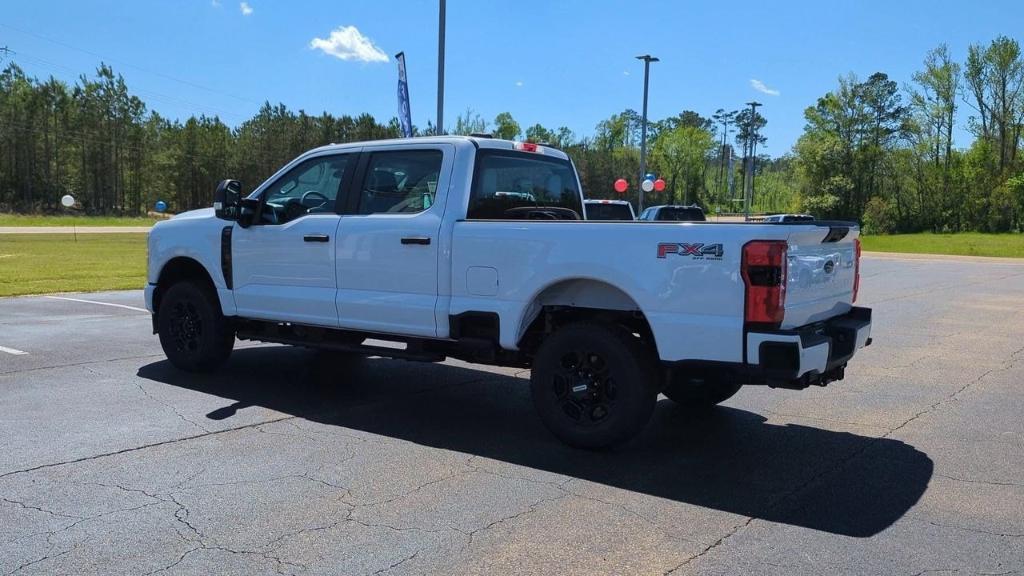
[238,197,261,228]
[214,179,243,221]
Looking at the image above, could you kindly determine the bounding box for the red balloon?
[654,178,666,192]
[614,178,628,193]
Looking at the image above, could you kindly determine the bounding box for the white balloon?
[641,179,655,193]
[60,195,75,208]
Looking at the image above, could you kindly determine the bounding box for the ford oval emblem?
[824,260,835,274]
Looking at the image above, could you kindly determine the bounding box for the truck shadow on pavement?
[138,346,933,538]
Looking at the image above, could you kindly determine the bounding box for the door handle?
[303,234,330,243]
[400,236,431,245]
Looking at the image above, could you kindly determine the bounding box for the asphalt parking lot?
[1,255,1023,575]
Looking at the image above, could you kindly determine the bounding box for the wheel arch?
[153,257,219,317]
[514,277,658,358]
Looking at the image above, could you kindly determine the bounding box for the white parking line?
[0,345,28,356]
[44,295,148,313]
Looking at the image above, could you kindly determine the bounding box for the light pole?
[437,0,446,135]
[743,100,761,220]
[636,54,658,212]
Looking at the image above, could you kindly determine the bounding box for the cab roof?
[307,135,571,161]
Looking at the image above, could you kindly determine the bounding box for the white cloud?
[750,79,780,96]
[623,70,630,76]
[211,0,221,7]
[239,2,252,15]
[309,26,388,63]
[515,80,523,87]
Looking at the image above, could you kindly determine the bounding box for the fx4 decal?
[657,242,724,260]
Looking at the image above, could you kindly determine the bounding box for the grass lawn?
[0,213,160,227]
[0,233,147,297]
[861,232,1024,258]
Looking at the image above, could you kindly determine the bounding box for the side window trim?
[340,152,369,215]
[325,152,358,215]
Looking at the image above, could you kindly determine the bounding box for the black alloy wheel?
[530,322,658,449]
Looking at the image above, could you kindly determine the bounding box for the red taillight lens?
[742,240,788,326]
[853,237,862,302]
[515,141,539,152]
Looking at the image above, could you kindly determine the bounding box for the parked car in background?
[584,199,636,220]
[763,213,815,223]
[637,204,707,222]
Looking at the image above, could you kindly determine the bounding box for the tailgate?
[782,225,859,328]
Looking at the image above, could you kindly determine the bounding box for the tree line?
[798,37,1024,233]
[0,62,400,215]
[1,35,1022,233]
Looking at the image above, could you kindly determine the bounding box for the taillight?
[853,237,862,302]
[742,240,788,326]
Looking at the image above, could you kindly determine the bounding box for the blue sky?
[1,0,1021,154]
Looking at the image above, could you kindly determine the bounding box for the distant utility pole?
[636,54,659,212]
[0,47,11,63]
[743,100,762,220]
[436,0,446,135]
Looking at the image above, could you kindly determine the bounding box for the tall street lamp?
[636,54,658,212]
[437,0,446,135]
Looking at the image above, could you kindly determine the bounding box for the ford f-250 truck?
[146,136,871,448]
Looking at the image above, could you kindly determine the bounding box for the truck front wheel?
[530,322,658,449]
[157,281,234,372]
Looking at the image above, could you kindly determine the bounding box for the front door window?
[261,155,350,224]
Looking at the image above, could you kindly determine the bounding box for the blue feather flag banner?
[396,52,413,138]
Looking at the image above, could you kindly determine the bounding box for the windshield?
[586,202,634,220]
[655,207,706,222]
[468,150,583,220]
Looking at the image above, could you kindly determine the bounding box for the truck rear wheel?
[661,375,742,408]
[157,281,234,372]
[530,322,658,449]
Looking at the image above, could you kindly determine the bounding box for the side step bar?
[235,325,446,363]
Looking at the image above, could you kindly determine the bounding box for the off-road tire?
[530,322,659,449]
[157,281,234,372]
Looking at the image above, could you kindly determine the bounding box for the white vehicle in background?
[763,213,816,223]
[637,204,707,222]
[584,199,636,220]
[146,136,872,449]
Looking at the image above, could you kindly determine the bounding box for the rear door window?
[357,150,443,215]
[468,151,582,220]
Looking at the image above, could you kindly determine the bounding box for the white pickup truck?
[146,136,872,448]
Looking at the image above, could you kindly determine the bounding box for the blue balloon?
[154,200,167,213]
[645,173,656,181]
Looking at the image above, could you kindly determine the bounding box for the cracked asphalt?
[1,255,1023,575]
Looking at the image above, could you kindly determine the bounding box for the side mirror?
[214,179,243,221]
[237,197,261,228]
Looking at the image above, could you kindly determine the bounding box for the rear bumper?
[746,306,872,388]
